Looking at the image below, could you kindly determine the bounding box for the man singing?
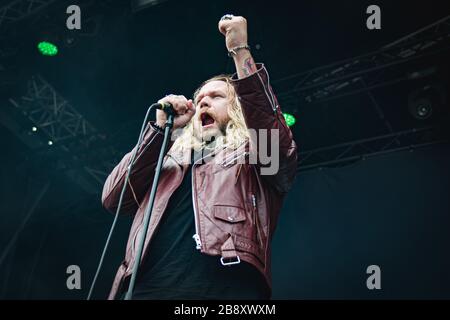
[102,14,298,300]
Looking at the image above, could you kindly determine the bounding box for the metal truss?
[0,0,57,30]
[9,75,97,147]
[276,15,450,109]
[298,126,449,172]
[8,75,120,193]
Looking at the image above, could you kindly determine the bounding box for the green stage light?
[37,41,58,56]
[283,113,296,127]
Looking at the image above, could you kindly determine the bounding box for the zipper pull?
[251,194,256,208]
[235,164,243,185]
[251,194,259,243]
[192,234,202,250]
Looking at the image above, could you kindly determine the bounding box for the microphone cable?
[87,103,163,300]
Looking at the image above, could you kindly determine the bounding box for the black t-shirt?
[130,151,270,300]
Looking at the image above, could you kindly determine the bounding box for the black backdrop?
[272,143,450,299]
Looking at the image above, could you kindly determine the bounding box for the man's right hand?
[156,94,195,130]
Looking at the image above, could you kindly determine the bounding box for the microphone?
[151,102,175,115]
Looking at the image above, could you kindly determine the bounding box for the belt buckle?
[220,256,241,266]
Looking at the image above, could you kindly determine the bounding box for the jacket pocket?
[213,205,246,223]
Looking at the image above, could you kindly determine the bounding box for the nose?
[198,96,211,110]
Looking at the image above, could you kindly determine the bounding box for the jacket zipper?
[251,194,257,227]
[191,154,207,250]
[252,193,264,247]
[192,147,232,250]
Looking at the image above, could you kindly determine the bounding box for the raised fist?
[218,15,248,51]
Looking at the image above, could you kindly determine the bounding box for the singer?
[102,14,298,300]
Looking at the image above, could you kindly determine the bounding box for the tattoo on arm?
[242,57,257,77]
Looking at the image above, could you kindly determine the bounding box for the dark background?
[0,0,449,299]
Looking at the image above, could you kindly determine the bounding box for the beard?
[193,119,227,146]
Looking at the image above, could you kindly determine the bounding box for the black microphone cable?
[86,102,170,300]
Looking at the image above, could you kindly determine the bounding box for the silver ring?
[220,14,234,21]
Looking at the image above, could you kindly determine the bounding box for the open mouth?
[201,112,215,127]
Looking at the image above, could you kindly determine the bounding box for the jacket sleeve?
[231,63,298,194]
[101,122,174,215]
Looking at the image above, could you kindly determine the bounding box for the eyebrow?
[195,89,226,104]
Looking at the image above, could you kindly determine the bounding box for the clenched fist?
[218,15,248,52]
[156,94,195,130]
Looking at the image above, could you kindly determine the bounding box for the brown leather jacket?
[102,64,298,299]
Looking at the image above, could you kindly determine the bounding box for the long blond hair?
[170,75,249,153]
